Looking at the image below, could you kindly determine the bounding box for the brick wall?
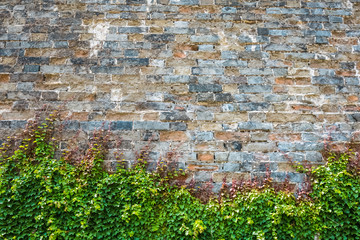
[1,0,360,188]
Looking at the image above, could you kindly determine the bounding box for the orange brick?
[329,38,358,45]
[0,74,9,83]
[188,164,218,171]
[268,133,301,141]
[335,70,356,77]
[214,132,250,141]
[173,51,186,58]
[347,95,359,102]
[275,77,294,85]
[291,105,318,111]
[294,77,311,85]
[177,44,199,51]
[197,153,214,162]
[160,131,188,141]
[75,50,89,58]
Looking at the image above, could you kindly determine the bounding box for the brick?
[189,84,222,92]
[238,85,272,93]
[197,153,214,161]
[195,132,213,141]
[238,122,273,131]
[312,76,343,85]
[144,34,175,42]
[160,112,190,121]
[160,131,188,141]
[134,121,170,130]
[110,121,133,130]
[214,132,249,141]
[190,35,219,43]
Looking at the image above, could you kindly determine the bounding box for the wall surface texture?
[1,0,360,187]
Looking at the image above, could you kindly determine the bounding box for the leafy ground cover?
[1,112,359,239]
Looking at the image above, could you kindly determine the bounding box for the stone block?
[196,132,214,142]
[190,35,219,43]
[134,121,170,130]
[189,84,222,92]
[110,121,133,130]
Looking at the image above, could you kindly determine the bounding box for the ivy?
[0,114,359,239]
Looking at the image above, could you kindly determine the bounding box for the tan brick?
[200,123,223,131]
[212,172,250,182]
[160,131,188,141]
[105,112,141,121]
[214,131,250,141]
[0,74,10,83]
[269,133,301,141]
[214,113,248,122]
[30,33,47,41]
[197,153,214,162]
[188,164,218,171]
[288,86,319,94]
[278,163,295,172]
[266,113,317,122]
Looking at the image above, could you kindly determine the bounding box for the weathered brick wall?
[1,0,360,187]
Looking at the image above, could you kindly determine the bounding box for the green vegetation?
[1,113,359,239]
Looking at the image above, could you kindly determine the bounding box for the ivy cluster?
[0,113,359,239]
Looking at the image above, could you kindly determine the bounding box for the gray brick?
[237,102,270,111]
[305,151,323,162]
[41,65,74,74]
[41,91,59,101]
[312,76,343,85]
[63,121,80,130]
[110,121,133,130]
[24,65,40,72]
[91,66,124,74]
[49,33,78,40]
[238,85,272,93]
[347,114,360,122]
[302,133,321,142]
[134,121,170,130]
[0,121,11,128]
[170,122,187,131]
[238,122,273,131]
[293,123,316,133]
[192,67,224,75]
[118,27,148,33]
[189,84,222,93]
[264,44,292,51]
[190,35,219,43]
[144,34,175,42]
[117,58,149,66]
[7,91,41,100]
[196,132,213,141]
[221,51,237,59]
[197,111,213,120]
[160,112,190,121]
[222,104,235,112]
[164,27,195,34]
[80,121,110,131]
[238,68,274,76]
[228,152,254,162]
[215,93,233,102]
[10,120,27,129]
[300,15,329,22]
[223,163,240,171]
[247,76,264,84]
[169,0,198,5]
[164,75,190,83]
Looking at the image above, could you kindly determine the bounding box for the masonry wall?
[1,0,360,187]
